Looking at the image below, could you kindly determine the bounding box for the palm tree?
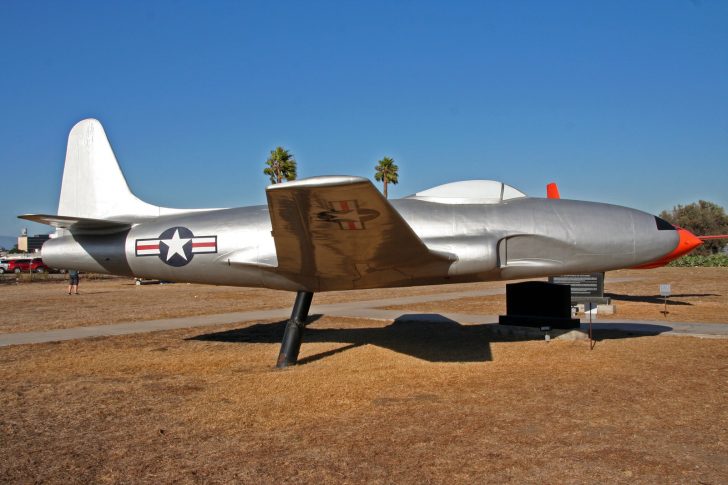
[374,156,399,198]
[264,147,297,184]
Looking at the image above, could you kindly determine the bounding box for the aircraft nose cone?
[631,227,703,269]
[673,228,703,259]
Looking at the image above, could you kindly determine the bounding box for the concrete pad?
[489,324,588,341]
[597,304,615,315]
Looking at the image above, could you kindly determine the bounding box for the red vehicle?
[7,258,50,274]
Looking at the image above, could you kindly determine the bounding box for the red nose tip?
[632,227,703,269]
[672,228,703,259]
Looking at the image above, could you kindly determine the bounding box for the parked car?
[6,259,26,273]
[7,258,50,274]
[0,259,9,274]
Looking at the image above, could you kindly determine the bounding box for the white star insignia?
[161,229,191,261]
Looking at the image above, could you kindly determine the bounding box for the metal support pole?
[588,303,595,350]
[276,291,314,368]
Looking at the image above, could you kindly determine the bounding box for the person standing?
[68,269,79,295]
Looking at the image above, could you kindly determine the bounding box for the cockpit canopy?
[406,180,527,204]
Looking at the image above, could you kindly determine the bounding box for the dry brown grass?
[5,267,727,336]
[600,267,728,322]
[1,317,726,484]
[0,277,508,334]
[0,279,292,333]
[1,267,727,483]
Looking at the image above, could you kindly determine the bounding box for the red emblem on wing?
[316,200,380,230]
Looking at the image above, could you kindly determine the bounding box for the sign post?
[585,302,597,350]
[659,284,671,316]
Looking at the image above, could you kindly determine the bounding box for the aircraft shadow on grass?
[190,314,673,364]
[605,292,720,306]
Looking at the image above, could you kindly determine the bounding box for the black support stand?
[498,281,580,329]
[276,291,314,368]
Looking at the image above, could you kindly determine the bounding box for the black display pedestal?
[498,281,581,329]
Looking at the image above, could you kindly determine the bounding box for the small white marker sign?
[585,302,598,321]
[660,284,671,297]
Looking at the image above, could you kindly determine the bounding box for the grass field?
[1,268,727,483]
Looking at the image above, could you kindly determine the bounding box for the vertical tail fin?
[58,119,161,219]
[546,182,560,199]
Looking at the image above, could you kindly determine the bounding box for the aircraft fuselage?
[42,197,678,292]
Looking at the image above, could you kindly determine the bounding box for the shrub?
[668,254,728,267]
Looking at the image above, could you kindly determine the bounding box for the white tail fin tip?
[58,119,161,220]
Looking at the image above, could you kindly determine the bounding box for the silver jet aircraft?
[21,119,703,366]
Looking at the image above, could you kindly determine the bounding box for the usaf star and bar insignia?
[135,226,217,267]
[317,199,380,230]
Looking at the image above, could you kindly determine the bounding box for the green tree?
[374,156,399,199]
[264,147,297,184]
[659,200,728,255]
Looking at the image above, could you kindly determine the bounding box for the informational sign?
[549,273,604,299]
[659,284,672,316]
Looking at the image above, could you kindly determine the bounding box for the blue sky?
[1,0,726,239]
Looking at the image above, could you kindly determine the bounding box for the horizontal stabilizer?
[18,214,130,232]
[266,176,454,283]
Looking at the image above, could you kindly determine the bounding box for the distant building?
[18,234,50,253]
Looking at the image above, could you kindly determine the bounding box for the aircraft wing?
[18,214,131,233]
[266,176,454,284]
